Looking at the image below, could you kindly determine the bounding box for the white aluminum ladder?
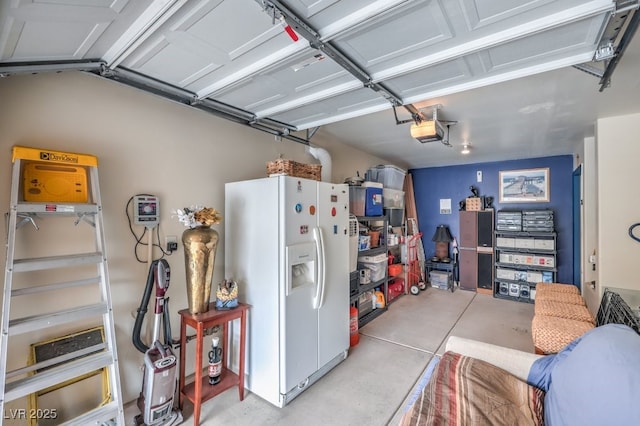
[0,146,124,425]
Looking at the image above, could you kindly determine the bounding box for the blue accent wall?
[410,155,574,284]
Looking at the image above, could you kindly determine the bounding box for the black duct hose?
[629,223,640,243]
[132,260,159,353]
[163,297,173,347]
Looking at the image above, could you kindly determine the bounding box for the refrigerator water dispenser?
[286,243,316,294]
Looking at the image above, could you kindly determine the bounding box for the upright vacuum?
[133,259,183,426]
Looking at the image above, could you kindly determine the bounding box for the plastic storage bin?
[383,188,405,208]
[429,270,451,290]
[385,208,404,227]
[349,186,383,216]
[367,165,406,190]
[358,291,376,317]
[358,253,387,282]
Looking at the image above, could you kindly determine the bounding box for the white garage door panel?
[118,0,302,93]
[284,0,408,39]
[283,0,342,19]
[382,58,471,99]
[125,35,222,86]
[213,53,359,114]
[270,88,390,129]
[0,0,618,132]
[334,0,610,79]
[0,0,135,61]
[388,39,596,103]
[482,18,603,73]
[332,1,451,70]
[462,0,561,29]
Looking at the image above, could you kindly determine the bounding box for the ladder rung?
[58,400,121,426]
[16,203,99,215]
[12,252,103,272]
[59,401,121,426]
[8,303,108,336]
[6,343,106,380]
[11,277,100,297]
[4,351,114,402]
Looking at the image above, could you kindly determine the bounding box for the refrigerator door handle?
[313,226,326,309]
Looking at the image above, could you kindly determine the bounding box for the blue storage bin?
[365,187,383,216]
[349,186,383,216]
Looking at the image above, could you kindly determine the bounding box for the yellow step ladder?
[0,146,124,425]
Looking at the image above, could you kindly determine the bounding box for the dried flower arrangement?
[174,205,222,229]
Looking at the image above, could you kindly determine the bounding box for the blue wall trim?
[410,155,574,284]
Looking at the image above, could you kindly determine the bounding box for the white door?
[281,177,319,393]
[316,182,350,367]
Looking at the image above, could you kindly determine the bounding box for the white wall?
[0,71,389,414]
[581,136,599,312]
[595,112,640,296]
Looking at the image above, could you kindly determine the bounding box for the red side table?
[178,302,249,425]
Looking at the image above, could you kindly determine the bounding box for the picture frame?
[498,167,550,203]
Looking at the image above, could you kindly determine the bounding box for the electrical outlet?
[166,235,177,253]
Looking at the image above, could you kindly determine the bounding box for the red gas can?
[350,306,359,347]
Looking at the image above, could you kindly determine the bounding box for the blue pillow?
[530,324,640,425]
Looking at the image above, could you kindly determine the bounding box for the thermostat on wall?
[134,195,160,227]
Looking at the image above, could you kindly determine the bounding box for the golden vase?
[182,225,219,314]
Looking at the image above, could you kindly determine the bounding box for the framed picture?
[499,168,550,203]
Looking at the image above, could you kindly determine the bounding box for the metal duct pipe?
[306,145,332,182]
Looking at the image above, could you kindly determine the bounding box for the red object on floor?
[350,306,359,347]
[388,278,405,302]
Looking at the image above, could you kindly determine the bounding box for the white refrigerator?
[225,176,350,408]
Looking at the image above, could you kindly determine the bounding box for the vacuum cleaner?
[133,259,183,426]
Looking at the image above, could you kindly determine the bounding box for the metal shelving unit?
[351,214,389,328]
[494,230,557,304]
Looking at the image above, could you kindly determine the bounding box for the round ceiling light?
[461,144,470,154]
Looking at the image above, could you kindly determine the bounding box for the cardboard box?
[466,197,481,211]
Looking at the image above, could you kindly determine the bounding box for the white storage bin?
[515,238,535,249]
[527,271,543,283]
[496,268,516,280]
[534,238,555,250]
[496,237,516,248]
[358,253,387,282]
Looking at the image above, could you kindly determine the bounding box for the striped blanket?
[400,352,544,426]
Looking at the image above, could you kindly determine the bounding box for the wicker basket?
[266,159,322,181]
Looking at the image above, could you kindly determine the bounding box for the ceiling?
[1,0,638,169]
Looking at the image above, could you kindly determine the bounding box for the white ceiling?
[1,0,638,169]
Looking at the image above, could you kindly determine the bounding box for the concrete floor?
[125,289,534,425]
